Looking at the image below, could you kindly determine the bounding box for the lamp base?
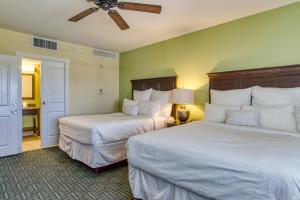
[177,110,190,123]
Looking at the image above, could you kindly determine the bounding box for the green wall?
[120,2,300,120]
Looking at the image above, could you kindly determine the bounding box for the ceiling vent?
[32,36,59,51]
[93,48,118,59]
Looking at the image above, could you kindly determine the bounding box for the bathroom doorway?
[21,58,41,152]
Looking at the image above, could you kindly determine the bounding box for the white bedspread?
[59,113,166,146]
[127,121,300,200]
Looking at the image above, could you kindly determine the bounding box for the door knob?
[11,109,17,114]
[42,102,46,105]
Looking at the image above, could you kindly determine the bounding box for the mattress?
[127,121,300,200]
[59,113,167,146]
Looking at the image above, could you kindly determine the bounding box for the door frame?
[16,52,70,151]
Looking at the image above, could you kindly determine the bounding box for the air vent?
[93,49,118,59]
[32,36,59,51]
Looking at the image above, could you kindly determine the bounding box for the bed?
[127,64,300,200]
[59,76,177,172]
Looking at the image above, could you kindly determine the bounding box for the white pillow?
[133,88,153,102]
[150,90,173,118]
[123,105,139,116]
[138,101,161,116]
[225,111,260,127]
[242,104,295,113]
[211,88,252,106]
[252,86,300,132]
[204,103,240,123]
[122,98,139,116]
[242,105,297,133]
[122,98,137,111]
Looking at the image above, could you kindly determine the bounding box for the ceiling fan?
[68,0,162,30]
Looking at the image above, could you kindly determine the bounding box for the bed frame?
[90,76,177,173]
[208,64,300,96]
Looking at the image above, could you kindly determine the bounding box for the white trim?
[16,52,70,151]
[16,57,22,154]
[64,61,70,116]
[16,52,69,65]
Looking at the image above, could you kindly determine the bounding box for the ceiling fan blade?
[118,2,162,14]
[108,10,130,30]
[68,7,98,22]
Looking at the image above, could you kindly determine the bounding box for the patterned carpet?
[0,147,133,200]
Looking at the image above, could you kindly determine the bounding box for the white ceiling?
[0,0,298,52]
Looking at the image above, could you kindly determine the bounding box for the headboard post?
[131,76,177,118]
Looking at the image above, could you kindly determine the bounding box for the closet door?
[0,54,21,157]
[41,60,65,147]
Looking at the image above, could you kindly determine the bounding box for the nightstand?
[166,121,189,128]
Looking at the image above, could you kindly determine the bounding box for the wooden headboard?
[208,65,300,91]
[131,76,177,117]
[131,76,177,92]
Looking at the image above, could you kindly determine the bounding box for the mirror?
[22,74,35,100]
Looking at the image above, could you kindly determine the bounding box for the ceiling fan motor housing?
[95,0,118,10]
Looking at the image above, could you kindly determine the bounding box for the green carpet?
[0,147,133,200]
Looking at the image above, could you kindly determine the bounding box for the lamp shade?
[172,88,194,105]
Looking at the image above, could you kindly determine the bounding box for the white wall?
[70,54,119,115]
[0,27,119,115]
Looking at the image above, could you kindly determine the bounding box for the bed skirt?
[59,134,127,169]
[129,165,210,200]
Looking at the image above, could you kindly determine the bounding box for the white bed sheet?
[127,121,300,200]
[59,113,166,146]
[129,164,210,200]
[59,133,127,168]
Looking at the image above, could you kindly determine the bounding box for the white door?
[41,60,65,147]
[0,55,21,157]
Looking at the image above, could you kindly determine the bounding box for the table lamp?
[172,88,194,123]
